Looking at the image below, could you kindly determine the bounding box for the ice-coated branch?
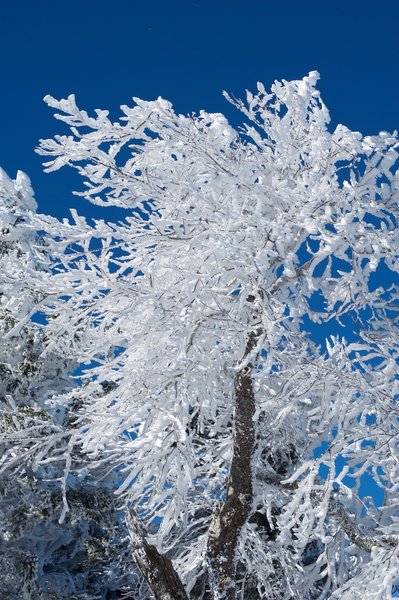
[328,496,399,553]
[128,508,189,600]
[257,471,399,553]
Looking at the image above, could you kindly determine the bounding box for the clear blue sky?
[0,0,398,219]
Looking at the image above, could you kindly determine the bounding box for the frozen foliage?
[1,73,398,599]
[0,171,139,599]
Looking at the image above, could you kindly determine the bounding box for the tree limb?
[127,508,189,600]
[256,471,398,552]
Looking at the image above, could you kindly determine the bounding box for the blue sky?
[0,0,398,219]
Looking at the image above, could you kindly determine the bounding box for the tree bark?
[128,508,189,600]
[207,328,260,599]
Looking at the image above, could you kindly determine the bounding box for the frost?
[1,72,399,599]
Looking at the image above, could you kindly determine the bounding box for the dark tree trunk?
[206,329,260,599]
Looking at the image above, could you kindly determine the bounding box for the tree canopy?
[1,72,398,599]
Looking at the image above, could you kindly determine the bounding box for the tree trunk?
[206,329,260,599]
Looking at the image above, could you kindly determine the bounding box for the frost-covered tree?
[1,72,398,599]
[0,170,139,599]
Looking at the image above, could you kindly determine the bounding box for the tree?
[1,72,398,599]
[0,170,139,599]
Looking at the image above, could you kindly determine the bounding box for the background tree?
[0,170,140,599]
[1,73,398,598]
